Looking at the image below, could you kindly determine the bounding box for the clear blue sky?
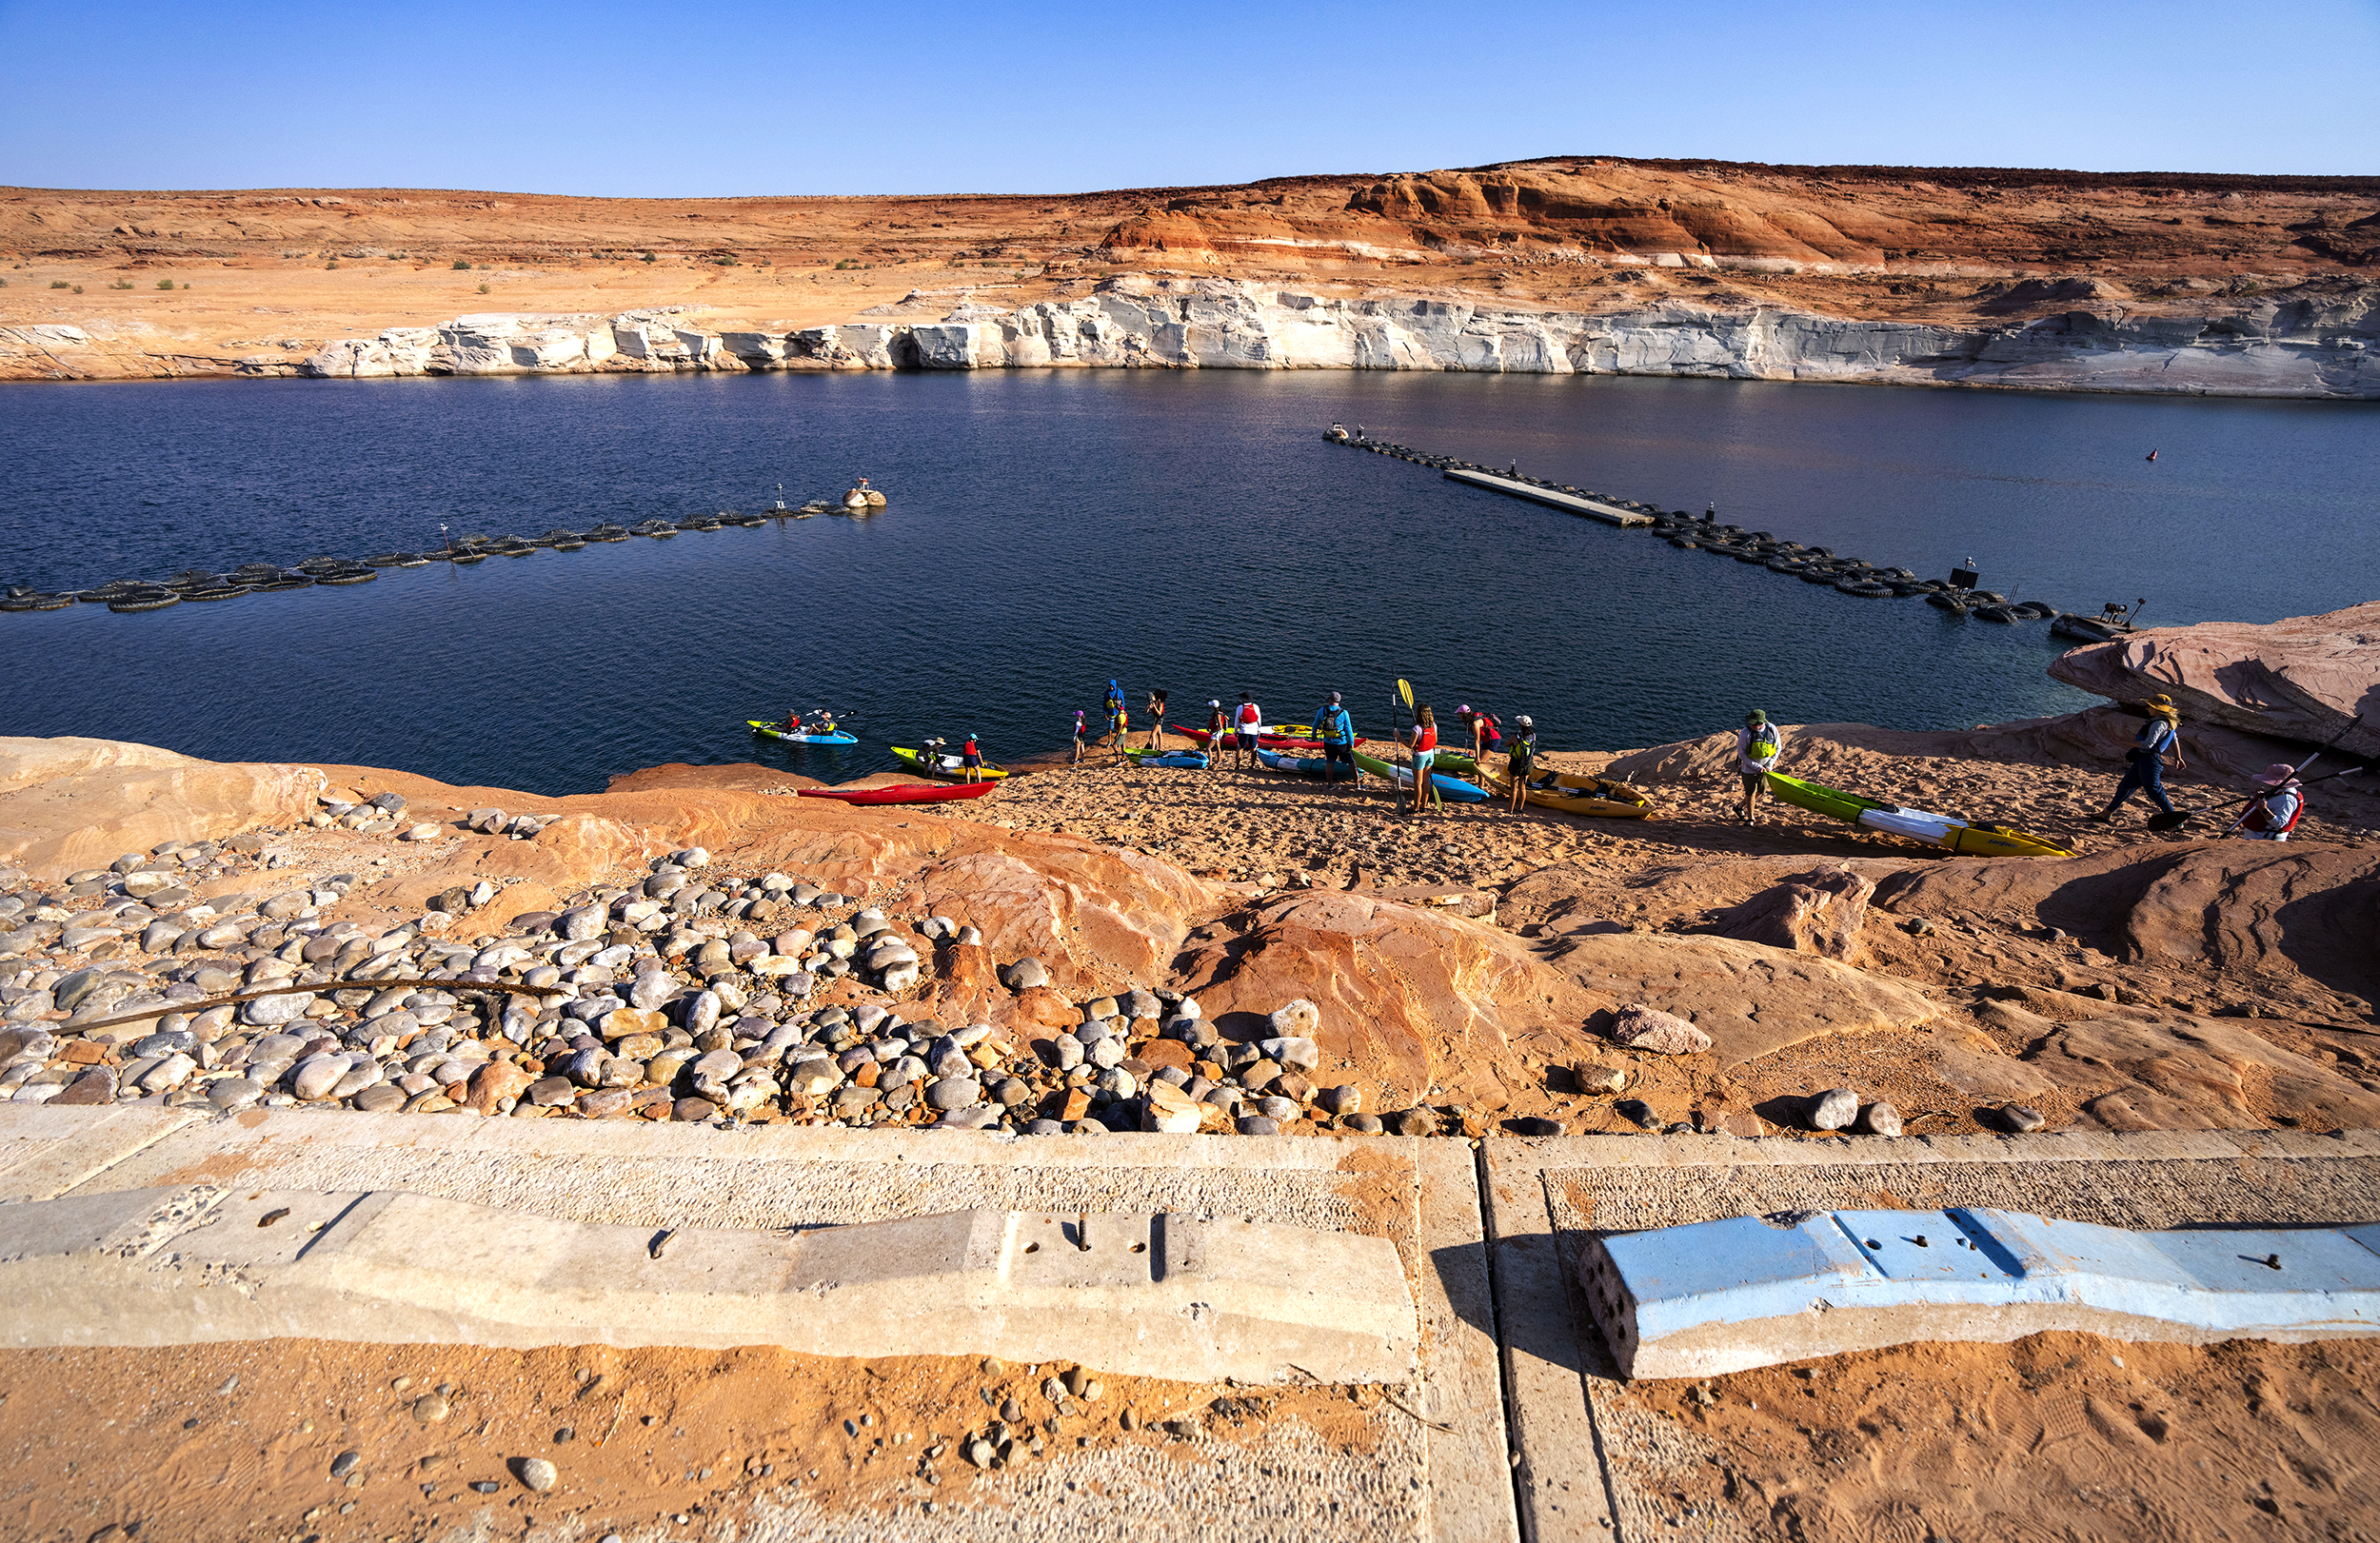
[5,0,2375,195]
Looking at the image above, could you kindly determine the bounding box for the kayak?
[1502,769,1655,819]
[1764,771,1894,823]
[1770,772,2068,856]
[1173,723,1367,753]
[1256,747,1356,781]
[800,781,997,806]
[891,746,1010,781]
[1125,746,1210,769]
[1350,749,1488,802]
[747,721,859,747]
[1857,805,2072,858]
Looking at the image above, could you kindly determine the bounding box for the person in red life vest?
[961,733,984,783]
[2238,762,2305,841]
[1233,693,1262,772]
[1402,704,1443,817]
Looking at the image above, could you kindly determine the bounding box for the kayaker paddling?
[2092,694,2186,824]
[1315,691,1357,783]
[1503,715,1537,815]
[1735,710,1782,825]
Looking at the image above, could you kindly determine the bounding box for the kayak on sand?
[1766,771,2069,857]
[1499,769,1656,819]
[1125,746,1210,769]
[1174,723,1368,753]
[1255,747,1356,781]
[1350,748,1487,802]
[799,781,997,806]
[891,746,1010,781]
[747,721,860,747]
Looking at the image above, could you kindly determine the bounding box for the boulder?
[2046,601,2380,760]
[1604,1004,1712,1056]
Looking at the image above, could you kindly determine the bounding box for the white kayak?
[1857,805,1963,844]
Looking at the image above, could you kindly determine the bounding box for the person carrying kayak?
[1735,710,1782,825]
[1503,715,1537,814]
[1233,693,1262,772]
[2236,762,2305,841]
[962,733,984,783]
[1403,704,1443,816]
[1204,700,1229,774]
[1314,691,1357,783]
[2091,694,2186,823]
[1145,688,1168,750]
[1072,708,1086,764]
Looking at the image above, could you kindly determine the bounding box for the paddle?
[2142,717,2368,832]
[1394,678,1418,810]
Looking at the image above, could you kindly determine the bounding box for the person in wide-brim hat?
[2094,695,2189,823]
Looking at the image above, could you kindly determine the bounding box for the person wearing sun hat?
[1734,709,1783,825]
[2237,762,2306,841]
[2093,693,2187,822]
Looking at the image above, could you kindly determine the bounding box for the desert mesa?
[4,155,2377,395]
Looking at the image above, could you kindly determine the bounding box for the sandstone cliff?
[8,156,2379,396]
[276,275,2380,398]
[2049,601,2380,758]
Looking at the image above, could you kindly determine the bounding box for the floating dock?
[1442,467,1656,526]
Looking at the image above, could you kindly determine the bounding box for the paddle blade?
[1397,679,1414,710]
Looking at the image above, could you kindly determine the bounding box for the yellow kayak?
[891,745,1010,781]
[1498,768,1656,819]
[1945,822,2072,858]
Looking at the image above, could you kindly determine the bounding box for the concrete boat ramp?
[2,1105,2375,1541]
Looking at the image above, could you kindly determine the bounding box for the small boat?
[891,745,1010,781]
[1174,723,1367,753]
[799,781,997,806]
[1255,747,1354,781]
[1127,747,1210,770]
[1764,772,1894,823]
[1350,749,1488,802]
[747,721,860,747]
[1501,769,1655,819]
[1768,772,2068,856]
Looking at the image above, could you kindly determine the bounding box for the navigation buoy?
[2147,449,2158,462]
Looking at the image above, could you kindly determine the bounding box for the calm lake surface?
[2,371,2372,795]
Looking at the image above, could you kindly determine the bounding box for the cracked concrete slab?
[1484,1128,2380,1542]
[0,1106,1517,1543]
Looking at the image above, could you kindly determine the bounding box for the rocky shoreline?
[272,276,2380,398]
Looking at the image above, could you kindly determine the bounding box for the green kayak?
[1764,771,1893,823]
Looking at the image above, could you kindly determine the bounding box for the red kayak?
[1171,722,1367,753]
[799,780,998,805]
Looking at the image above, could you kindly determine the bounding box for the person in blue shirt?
[1315,691,1357,783]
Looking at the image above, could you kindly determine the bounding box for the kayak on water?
[1501,769,1656,819]
[1255,747,1356,781]
[799,781,997,806]
[746,721,860,747]
[1125,746,1210,769]
[891,746,1011,781]
[1350,748,1488,802]
[1768,771,2069,856]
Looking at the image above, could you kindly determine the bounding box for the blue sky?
[5,0,2375,194]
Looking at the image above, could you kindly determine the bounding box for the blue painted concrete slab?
[1582,1206,2380,1378]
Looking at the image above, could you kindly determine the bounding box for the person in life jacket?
[2092,694,2186,822]
[962,733,983,783]
[1735,709,1783,825]
[2238,762,2305,841]
[1205,700,1228,773]
[1503,714,1537,815]
[1314,691,1357,783]
[1403,704,1442,817]
[1233,693,1262,772]
[1072,709,1086,764]
[1102,680,1128,762]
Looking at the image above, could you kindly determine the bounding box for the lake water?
[2,371,2372,796]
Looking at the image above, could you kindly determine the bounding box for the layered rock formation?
[287,277,2380,396]
[2050,601,2380,757]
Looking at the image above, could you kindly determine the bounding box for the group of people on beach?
[1065,678,2320,841]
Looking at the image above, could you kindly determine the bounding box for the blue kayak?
[1350,748,1488,801]
[747,720,859,746]
[1131,750,1209,769]
[1256,748,1356,781]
